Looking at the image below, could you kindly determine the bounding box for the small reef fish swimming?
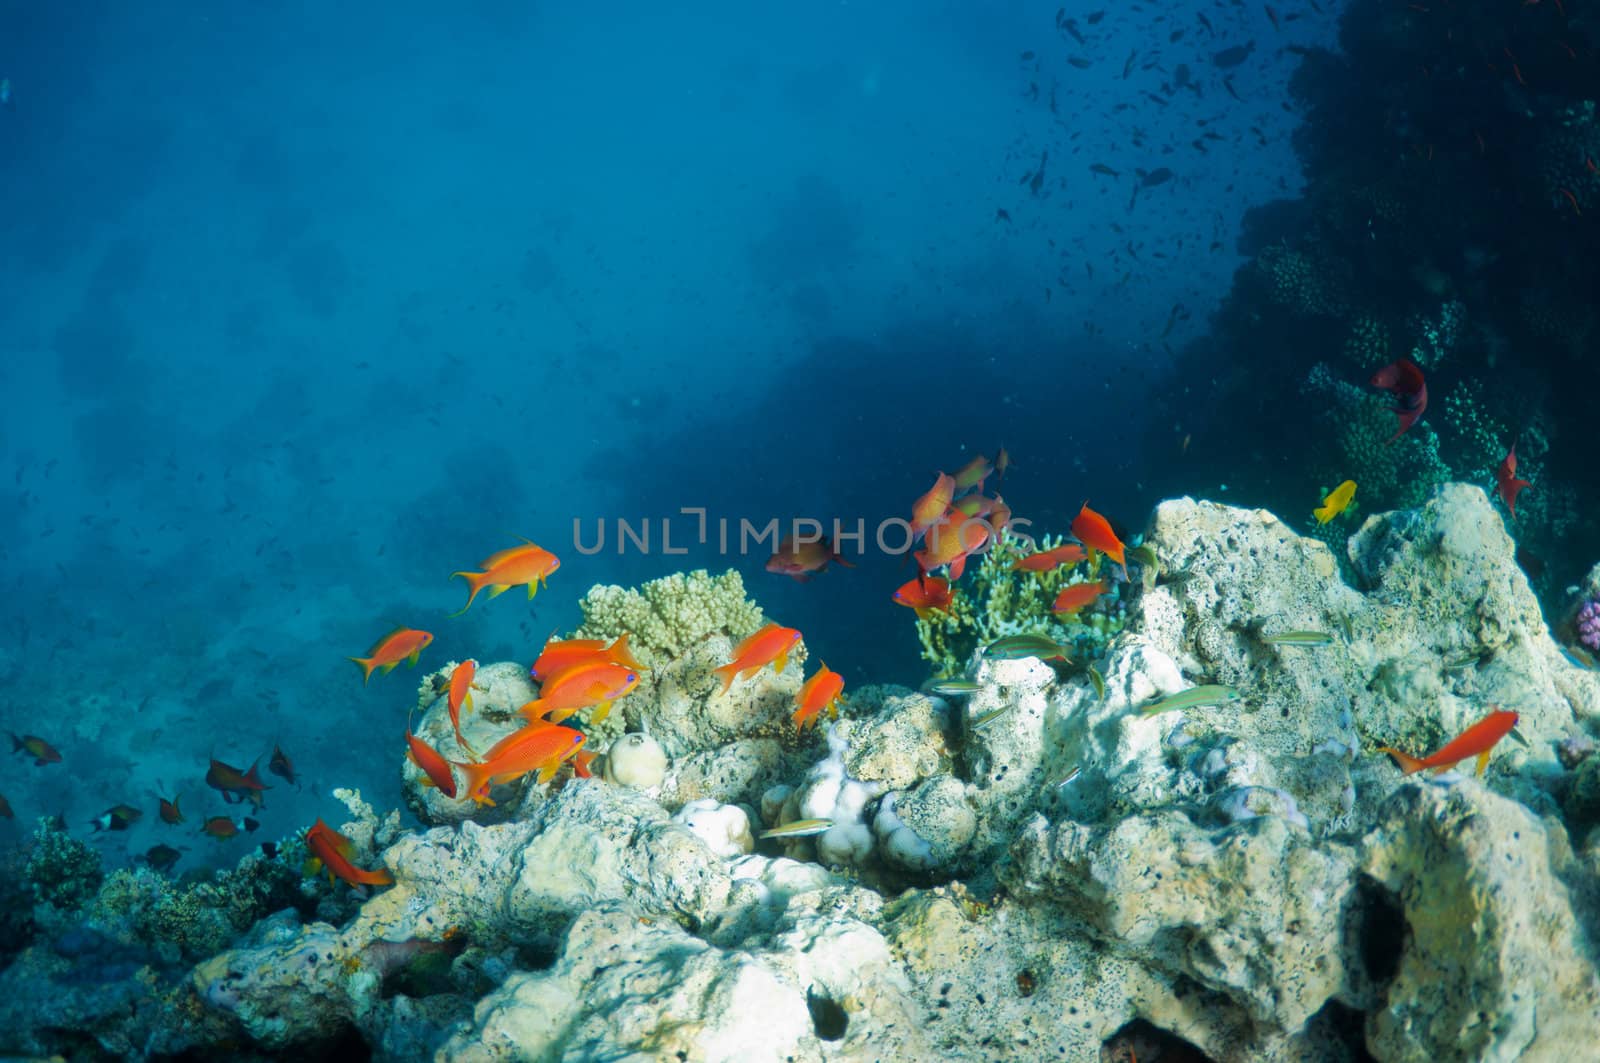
[530,634,644,681]
[995,446,1012,479]
[268,743,299,787]
[159,794,184,825]
[952,454,994,495]
[1376,708,1518,776]
[766,534,856,582]
[455,723,586,806]
[892,575,954,618]
[1071,503,1128,579]
[794,664,844,731]
[1138,684,1243,714]
[1369,358,1428,440]
[92,804,142,832]
[202,815,260,839]
[447,659,479,754]
[984,633,1071,662]
[915,517,991,580]
[910,472,956,541]
[11,733,61,766]
[1086,663,1106,701]
[406,727,458,798]
[926,678,981,696]
[969,703,1013,729]
[348,627,433,684]
[759,818,833,839]
[142,844,182,874]
[1262,630,1335,646]
[1051,580,1107,616]
[305,818,392,888]
[207,757,272,804]
[520,660,640,724]
[450,539,560,615]
[1012,543,1087,572]
[1494,443,1532,519]
[712,622,803,694]
[1313,480,1357,524]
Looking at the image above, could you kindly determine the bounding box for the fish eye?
[627,673,637,682]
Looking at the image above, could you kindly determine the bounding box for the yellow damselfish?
[1314,480,1357,525]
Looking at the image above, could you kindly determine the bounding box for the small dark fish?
[1122,50,1136,79]
[1062,19,1085,45]
[1213,42,1256,69]
[11,733,61,766]
[1019,50,1036,61]
[1223,77,1242,102]
[1068,57,1092,70]
[143,844,183,873]
[1029,151,1048,196]
[1197,12,1215,35]
[269,744,299,787]
[995,208,1012,223]
[202,815,259,839]
[92,804,142,832]
[1090,163,1120,177]
[1140,167,1175,188]
[1086,10,1105,24]
[260,841,279,860]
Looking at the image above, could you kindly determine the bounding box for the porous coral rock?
[602,730,668,789]
[403,660,540,826]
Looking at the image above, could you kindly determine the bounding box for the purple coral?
[1579,599,1600,652]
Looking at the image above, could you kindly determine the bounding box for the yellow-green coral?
[25,818,104,911]
[574,569,764,664]
[912,533,1129,676]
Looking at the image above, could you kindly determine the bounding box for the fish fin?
[347,657,375,684]
[546,706,577,724]
[950,554,968,581]
[381,660,400,674]
[518,699,553,721]
[1376,746,1426,775]
[527,583,537,599]
[711,662,738,695]
[488,584,511,599]
[590,700,612,726]
[407,648,422,666]
[449,570,488,616]
[1475,750,1491,777]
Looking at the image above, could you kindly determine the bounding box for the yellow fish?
[1314,480,1357,525]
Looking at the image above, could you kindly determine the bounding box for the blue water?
[0,1,1337,869]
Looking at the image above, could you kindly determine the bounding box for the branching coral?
[575,569,764,664]
[25,818,103,912]
[911,533,1129,677]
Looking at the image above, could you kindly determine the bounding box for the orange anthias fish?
[1494,443,1532,519]
[406,728,458,798]
[447,659,479,754]
[159,794,185,825]
[520,660,640,724]
[1013,543,1087,573]
[531,634,645,681]
[1052,580,1107,615]
[1377,709,1519,776]
[10,733,61,766]
[305,818,394,888]
[1370,358,1428,441]
[910,473,956,540]
[914,517,991,580]
[456,724,586,806]
[712,622,803,694]
[794,663,845,731]
[996,447,1012,480]
[202,815,260,839]
[892,575,954,618]
[451,540,560,615]
[206,757,272,804]
[349,627,434,684]
[766,534,857,582]
[1071,503,1128,579]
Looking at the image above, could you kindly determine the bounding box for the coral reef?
[9,487,1600,1060]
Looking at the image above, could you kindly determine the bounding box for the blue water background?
[0,1,1336,868]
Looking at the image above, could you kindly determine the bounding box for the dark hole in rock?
[1355,875,1407,985]
[1304,999,1379,1063]
[1101,1018,1215,1062]
[515,940,562,972]
[807,989,848,1041]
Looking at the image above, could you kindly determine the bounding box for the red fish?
[268,743,299,787]
[915,517,991,580]
[305,818,393,887]
[406,728,458,798]
[1377,708,1518,776]
[712,623,803,694]
[10,733,60,766]
[794,664,845,731]
[1494,443,1532,519]
[1013,543,1087,572]
[1369,358,1428,440]
[349,627,434,684]
[159,794,185,825]
[531,634,645,681]
[206,757,271,804]
[1052,580,1107,615]
[1071,503,1128,579]
[451,540,559,615]
[910,473,956,540]
[455,723,586,806]
[892,575,954,618]
[447,659,479,754]
[766,534,856,582]
[202,815,260,839]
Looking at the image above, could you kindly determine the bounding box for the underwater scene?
[2,0,1600,1059]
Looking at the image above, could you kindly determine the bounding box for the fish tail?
[608,633,646,672]
[455,761,497,807]
[712,662,739,695]
[359,866,394,887]
[449,570,489,616]
[347,656,377,685]
[518,698,550,721]
[589,700,613,726]
[1376,746,1427,775]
